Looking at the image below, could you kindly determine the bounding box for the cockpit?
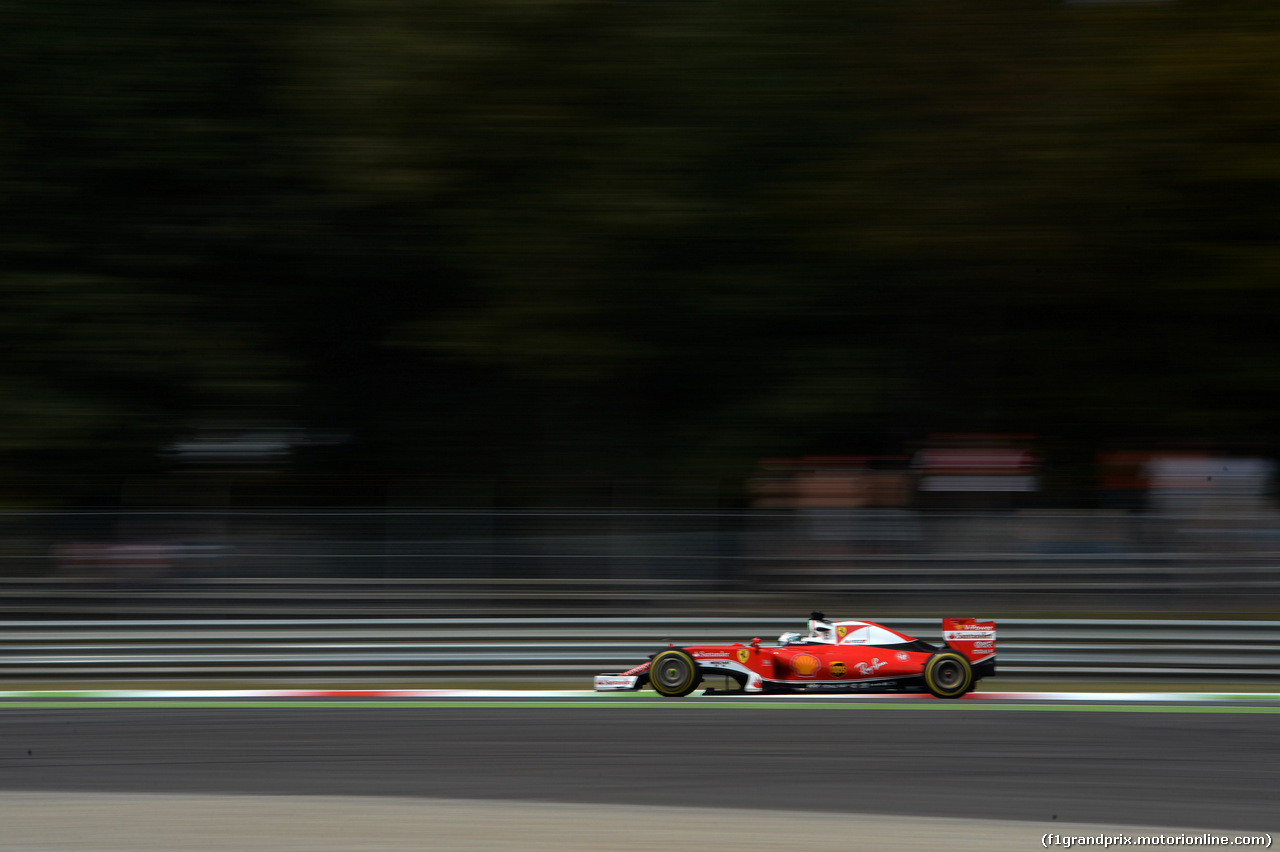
[776,613,911,647]
[777,612,839,646]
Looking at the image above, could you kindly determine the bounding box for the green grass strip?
[1,700,1280,713]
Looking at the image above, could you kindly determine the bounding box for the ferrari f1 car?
[594,613,995,698]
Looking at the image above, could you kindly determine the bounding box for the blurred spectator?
[1097,452,1152,512]
[750,456,913,509]
[1097,452,1276,514]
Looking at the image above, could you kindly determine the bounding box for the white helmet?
[807,612,835,643]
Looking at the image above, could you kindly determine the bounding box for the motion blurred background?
[4,0,1280,630]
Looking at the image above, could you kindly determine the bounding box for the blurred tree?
[4,0,1280,504]
[0,1,299,501]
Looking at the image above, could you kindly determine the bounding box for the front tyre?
[923,652,973,699]
[649,649,701,697]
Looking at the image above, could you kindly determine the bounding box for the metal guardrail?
[3,618,1278,680]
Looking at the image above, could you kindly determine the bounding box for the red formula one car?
[595,613,995,699]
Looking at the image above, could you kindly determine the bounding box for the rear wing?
[942,619,996,664]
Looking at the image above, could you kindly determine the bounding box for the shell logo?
[791,653,821,677]
[830,661,847,678]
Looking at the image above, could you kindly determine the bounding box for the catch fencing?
[4,509,1280,616]
[1,617,1277,681]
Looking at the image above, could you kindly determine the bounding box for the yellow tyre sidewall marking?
[651,650,697,695]
[926,653,973,697]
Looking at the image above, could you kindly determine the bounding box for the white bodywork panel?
[836,621,906,646]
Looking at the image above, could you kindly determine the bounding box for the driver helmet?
[807,618,835,643]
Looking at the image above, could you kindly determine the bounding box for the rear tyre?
[649,649,701,697]
[923,652,973,699]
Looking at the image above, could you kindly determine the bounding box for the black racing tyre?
[649,649,701,697]
[923,652,973,699]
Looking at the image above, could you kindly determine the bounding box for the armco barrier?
[2,618,1278,680]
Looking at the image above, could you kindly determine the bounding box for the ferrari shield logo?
[736,648,750,664]
[837,626,847,639]
[830,661,847,678]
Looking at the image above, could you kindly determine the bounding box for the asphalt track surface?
[1,694,1278,833]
